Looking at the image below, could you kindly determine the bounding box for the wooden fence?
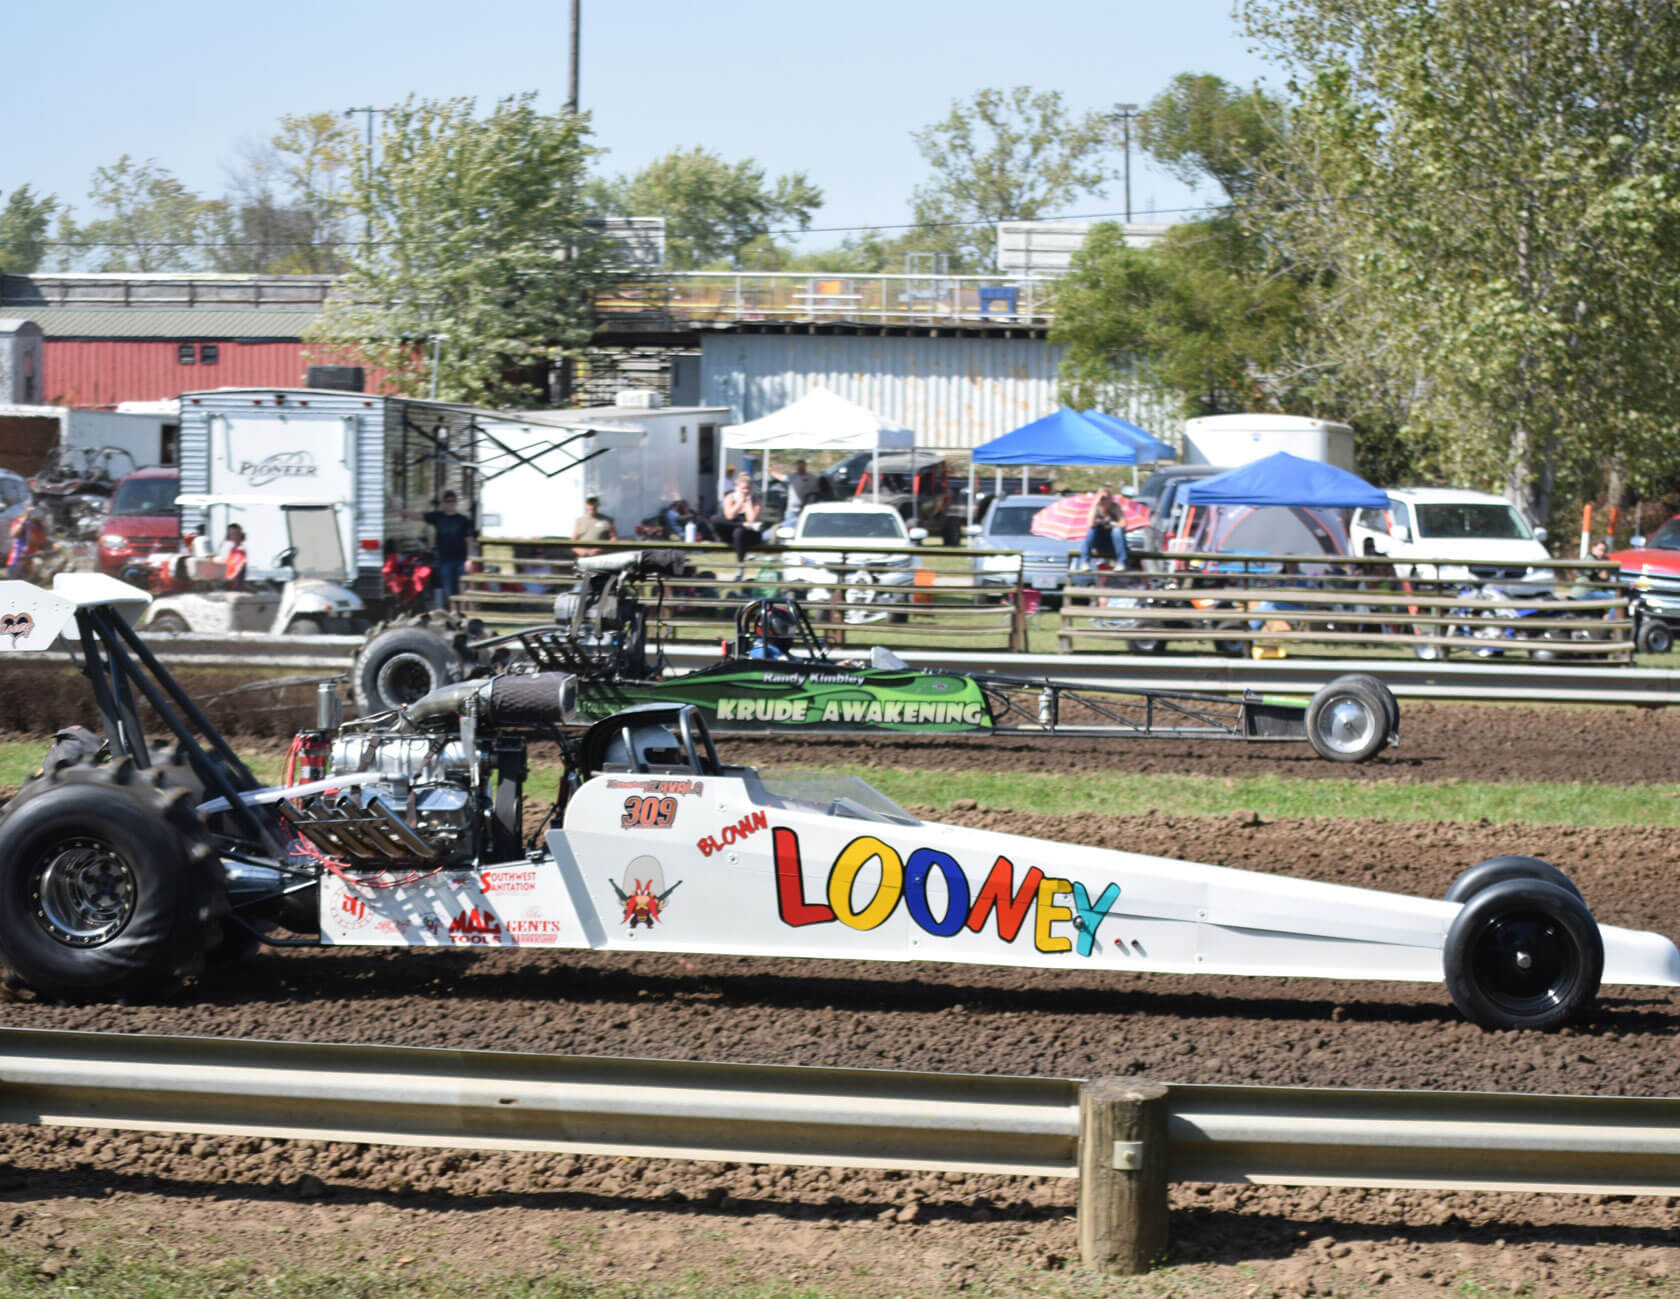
[460,538,1030,651]
[457,541,1633,662]
[1061,551,1631,661]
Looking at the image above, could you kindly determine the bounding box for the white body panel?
[63,410,170,471]
[1185,416,1355,473]
[314,770,1680,991]
[206,412,356,578]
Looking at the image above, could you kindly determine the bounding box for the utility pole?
[428,334,450,401]
[343,106,386,256]
[567,0,581,114]
[1110,104,1139,225]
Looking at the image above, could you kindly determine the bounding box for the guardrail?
[21,634,1674,706]
[7,1028,1680,1276]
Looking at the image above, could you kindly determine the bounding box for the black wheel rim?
[376,653,439,706]
[31,837,137,947]
[1468,909,1580,1019]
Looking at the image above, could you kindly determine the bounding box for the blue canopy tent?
[1080,410,1177,465]
[1184,452,1388,509]
[968,407,1150,524]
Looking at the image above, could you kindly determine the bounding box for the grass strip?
[0,743,1670,829]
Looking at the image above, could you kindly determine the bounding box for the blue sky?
[4,0,1276,249]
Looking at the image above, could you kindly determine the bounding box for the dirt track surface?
[724,698,1680,784]
[7,811,1680,1296]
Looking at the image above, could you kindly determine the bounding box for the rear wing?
[0,575,151,652]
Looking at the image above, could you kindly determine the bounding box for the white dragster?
[315,702,1680,1032]
[0,577,1674,1031]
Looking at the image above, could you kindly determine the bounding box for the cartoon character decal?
[612,854,682,928]
[0,611,34,645]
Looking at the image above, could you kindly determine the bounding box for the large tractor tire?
[349,611,473,715]
[0,759,224,1002]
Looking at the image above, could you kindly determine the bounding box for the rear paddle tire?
[0,761,221,1002]
[1444,878,1602,1031]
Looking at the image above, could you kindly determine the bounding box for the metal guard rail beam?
[8,1028,1680,1197]
[16,635,1675,705]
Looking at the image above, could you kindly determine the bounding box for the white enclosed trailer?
[0,404,175,476]
[1184,414,1355,473]
[474,400,728,540]
[178,388,726,594]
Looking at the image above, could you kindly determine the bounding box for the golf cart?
[141,495,365,636]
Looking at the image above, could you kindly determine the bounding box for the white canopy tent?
[721,386,915,503]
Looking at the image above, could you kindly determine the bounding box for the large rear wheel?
[0,761,222,1001]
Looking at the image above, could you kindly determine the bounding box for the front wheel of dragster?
[1445,855,1583,904]
[1324,672,1400,738]
[1444,878,1602,1031]
[1304,674,1391,763]
[0,763,221,1001]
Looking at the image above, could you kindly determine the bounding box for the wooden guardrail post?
[1078,1078,1169,1275]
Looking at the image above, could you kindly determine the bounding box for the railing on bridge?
[593,272,1053,328]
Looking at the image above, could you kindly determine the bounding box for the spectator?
[217,522,248,589]
[713,473,764,566]
[571,494,617,557]
[784,458,822,527]
[1078,487,1129,569]
[6,506,48,578]
[662,498,716,542]
[397,490,478,607]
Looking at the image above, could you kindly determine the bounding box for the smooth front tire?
[1444,878,1603,1031]
[1445,855,1583,905]
[1305,675,1391,763]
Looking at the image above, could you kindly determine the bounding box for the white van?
[1348,487,1553,588]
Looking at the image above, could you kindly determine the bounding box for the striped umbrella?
[1030,493,1098,542]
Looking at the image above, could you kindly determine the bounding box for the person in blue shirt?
[1078,488,1129,569]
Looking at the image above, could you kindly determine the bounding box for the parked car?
[1349,487,1553,590]
[96,467,179,576]
[775,502,925,624]
[1140,466,1226,560]
[1609,516,1680,654]
[965,493,1077,606]
[825,451,968,544]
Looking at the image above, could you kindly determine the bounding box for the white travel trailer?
[1184,414,1356,473]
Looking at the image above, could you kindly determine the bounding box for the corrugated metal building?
[20,308,319,406]
[698,332,1175,449]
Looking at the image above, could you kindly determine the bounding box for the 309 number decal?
[621,795,677,829]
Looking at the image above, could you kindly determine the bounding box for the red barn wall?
[44,340,313,406]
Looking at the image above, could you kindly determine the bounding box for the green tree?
[1137,73,1286,203]
[908,87,1114,271]
[0,186,57,273]
[308,93,605,407]
[1243,0,1680,527]
[67,156,225,272]
[214,112,355,274]
[588,147,822,269]
[1053,218,1308,417]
